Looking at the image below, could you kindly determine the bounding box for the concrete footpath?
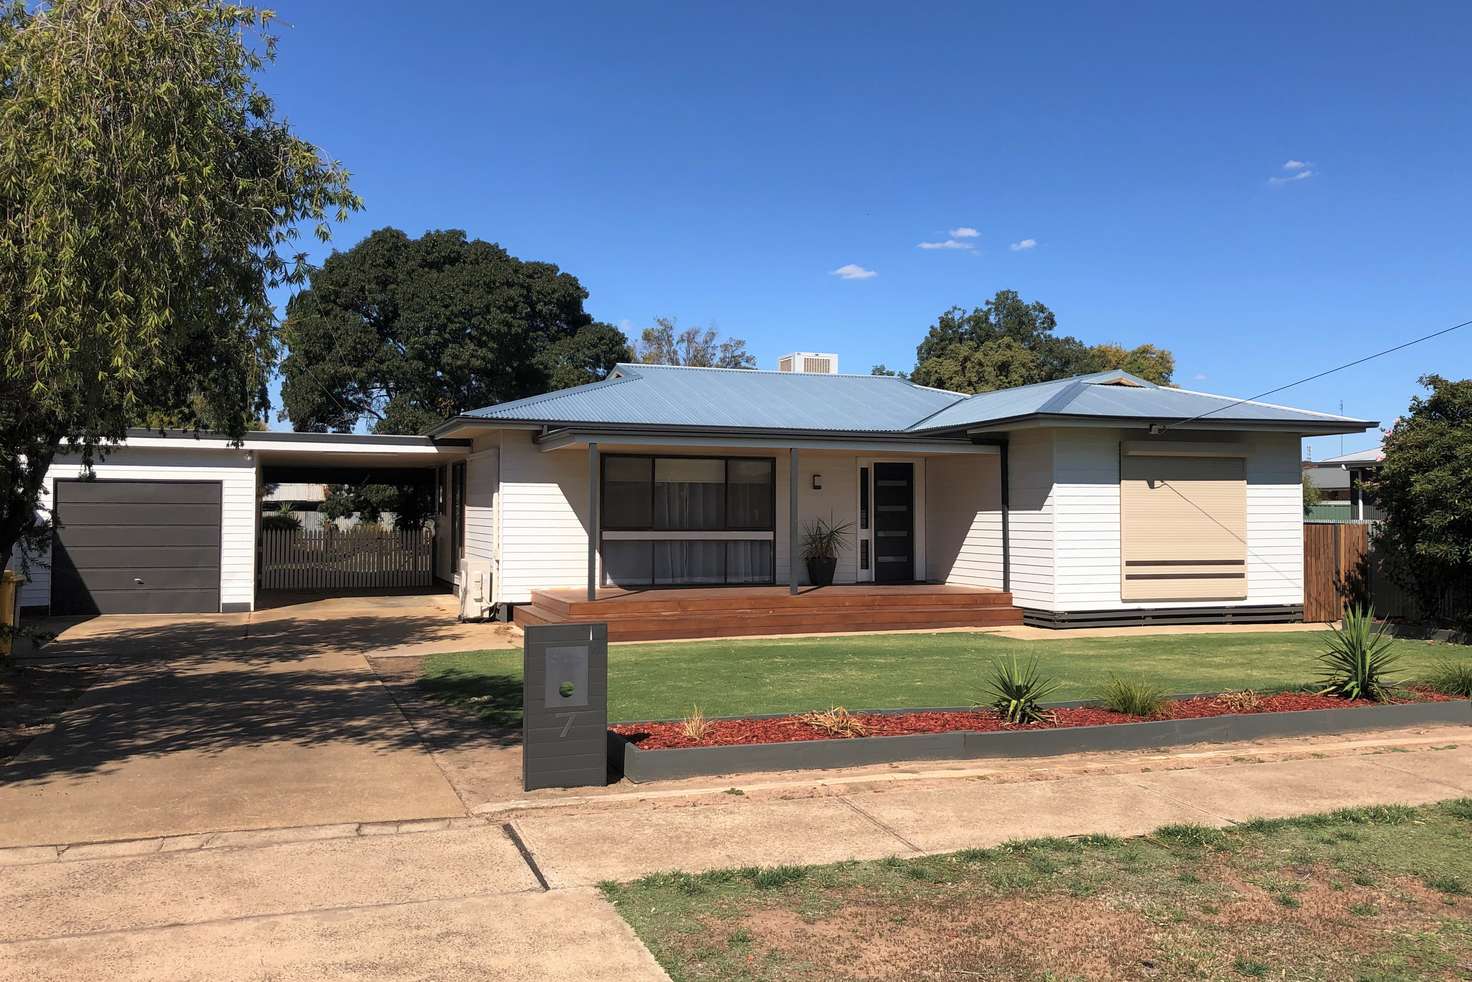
[3,725,1469,981]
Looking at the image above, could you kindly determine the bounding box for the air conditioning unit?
[777,352,839,374]
[457,558,496,621]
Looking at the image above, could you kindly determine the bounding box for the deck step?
[531,586,1017,618]
[512,599,1023,642]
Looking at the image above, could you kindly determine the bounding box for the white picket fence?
[260,526,433,591]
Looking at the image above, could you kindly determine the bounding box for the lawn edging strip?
[608,699,1472,783]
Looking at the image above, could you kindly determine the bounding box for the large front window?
[600,455,776,586]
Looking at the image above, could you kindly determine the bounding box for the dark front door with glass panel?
[872,462,914,583]
[600,455,776,587]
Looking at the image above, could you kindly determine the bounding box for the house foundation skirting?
[1021,604,1305,629]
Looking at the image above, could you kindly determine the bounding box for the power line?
[1166,316,1472,430]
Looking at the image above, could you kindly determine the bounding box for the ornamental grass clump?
[800,706,869,738]
[1097,676,1167,717]
[680,706,711,742]
[983,656,1059,725]
[1426,659,1472,698]
[1317,605,1402,702]
[1213,689,1265,714]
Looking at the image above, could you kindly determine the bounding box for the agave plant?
[984,656,1060,725]
[1318,605,1402,702]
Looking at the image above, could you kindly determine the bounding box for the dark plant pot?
[805,556,837,586]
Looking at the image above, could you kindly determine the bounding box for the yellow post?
[0,570,21,657]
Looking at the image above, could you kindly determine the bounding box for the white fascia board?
[965,417,1375,437]
[63,434,467,459]
[536,430,997,455]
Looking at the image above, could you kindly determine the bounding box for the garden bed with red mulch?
[611,689,1457,751]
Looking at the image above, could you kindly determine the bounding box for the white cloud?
[1192,372,1208,381]
[949,226,980,239]
[1269,160,1314,185]
[1009,238,1037,251]
[831,263,877,280]
[916,239,975,251]
[1268,169,1314,185]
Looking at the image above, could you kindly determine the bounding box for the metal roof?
[907,371,1375,433]
[464,364,966,432]
[460,364,1376,435]
[1314,446,1384,465]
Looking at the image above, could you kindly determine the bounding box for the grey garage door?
[52,480,222,615]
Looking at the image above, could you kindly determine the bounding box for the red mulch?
[611,688,1457,751]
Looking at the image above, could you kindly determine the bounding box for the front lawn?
[419,630,1468,724]
[603,799,1472,981]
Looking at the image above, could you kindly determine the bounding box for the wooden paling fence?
[260,526,432,591]
[1303,523,1466,624]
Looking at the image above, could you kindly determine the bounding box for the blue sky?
[262,2,1471,456]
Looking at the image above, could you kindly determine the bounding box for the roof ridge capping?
[620,361,938,383]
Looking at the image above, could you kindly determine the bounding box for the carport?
[15,430,470,616]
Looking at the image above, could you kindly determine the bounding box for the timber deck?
[513,583,1023,642]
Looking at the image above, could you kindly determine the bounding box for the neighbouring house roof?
[1311,446,1385,466]
[453,364,1376,437]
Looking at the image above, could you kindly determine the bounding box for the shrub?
[1097,676,1167,717]
[983,656,1059,725]
[799,706,869,738]
[1317,605,1402,701]
[1426,659,1472,698]
[1213,689,1265,714]
[680,707,711,742]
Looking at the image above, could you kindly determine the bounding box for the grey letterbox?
[522,622,608,791]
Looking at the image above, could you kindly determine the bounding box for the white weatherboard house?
[15,360,1375,639]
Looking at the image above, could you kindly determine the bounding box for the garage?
[51,479,222,615]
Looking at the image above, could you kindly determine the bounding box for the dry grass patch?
[604,800,1472,981]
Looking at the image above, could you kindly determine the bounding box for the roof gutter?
[916,412,1380,439]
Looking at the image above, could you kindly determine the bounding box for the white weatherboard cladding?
[1005,430,1056,608]
[464,448,498,567]
[491,436,965,596]
[925,454,1003,589]
[15,447,257,611]
[496,431,591,603]
[1048,429,1303,611]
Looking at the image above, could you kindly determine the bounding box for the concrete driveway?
[1,593,503,847]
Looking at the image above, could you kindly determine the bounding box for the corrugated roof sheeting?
[467,363,965,432]
[464,364,1374,434]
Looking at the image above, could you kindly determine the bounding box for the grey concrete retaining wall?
[609,699,1471,784]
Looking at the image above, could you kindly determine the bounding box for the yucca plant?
[983,656,1059,725]
[1426,659,1472,698]
[1318,605,1402,702]
[1097,676,1168,717]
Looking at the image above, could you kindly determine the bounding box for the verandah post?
[789,447,799,595]
[588,441,599,602]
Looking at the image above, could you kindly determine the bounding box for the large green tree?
[631,316,756,369]
[279,228,627,434]
[1,0,358,577]
[1366,375,1472,626]
[908,291,1175,393]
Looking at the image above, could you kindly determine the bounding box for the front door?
[872,462,914,583]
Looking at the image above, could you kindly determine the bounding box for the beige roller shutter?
[1120,453,1247,601]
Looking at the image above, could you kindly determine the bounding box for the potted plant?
[801,516,853,586]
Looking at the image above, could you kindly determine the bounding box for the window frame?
[598,452,777,586]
